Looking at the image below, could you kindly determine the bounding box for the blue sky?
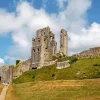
[87,0,100,24]
[0,0,100,66]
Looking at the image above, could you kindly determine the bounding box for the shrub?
[14,62,21,70]
[16,60,20,65]
[69,57,78,64]
[51,74,55,77]
[58,56,78,64]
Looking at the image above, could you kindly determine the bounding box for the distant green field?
[14,58,100,84]
[5,79,100,100]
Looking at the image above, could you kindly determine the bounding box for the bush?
[52,74,55,77]
[16,60,20,65]
[58,56,78,64]
[14,62,21,70]
[69,57,78,64]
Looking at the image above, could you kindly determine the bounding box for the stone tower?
[31,26,57,69]
[60,29,68,56]
[0,65,14,84]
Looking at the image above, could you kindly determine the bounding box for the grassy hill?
[13,58,100,84]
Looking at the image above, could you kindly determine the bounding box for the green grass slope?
[13,58,100,84]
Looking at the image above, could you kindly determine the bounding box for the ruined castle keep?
[31,26,57,69]
[60,29,68,56]
[31,26,68,69]
[73,47,100,58]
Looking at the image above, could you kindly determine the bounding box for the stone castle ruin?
[0,26,69,82]
[1,26,100,83]
[31,26,68,69]
[73,47,100,58]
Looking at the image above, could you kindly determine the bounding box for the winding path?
[0,85,9,100]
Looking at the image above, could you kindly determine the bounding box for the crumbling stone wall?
[73,47,100,58]
[37,60,57,69]
[0,65,13,84]
[57,61,70,69]
[13,58,31,79]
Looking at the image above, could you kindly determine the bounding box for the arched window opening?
[38,48,39,52]
[33,49,35,52]
[50,36,53,41]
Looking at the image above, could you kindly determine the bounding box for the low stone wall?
[73,47,100,59]
[37,60,57,69]
[57,61,70,69]
[38,60,70,69]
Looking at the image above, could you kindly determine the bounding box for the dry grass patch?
[0,84,4,94]
[5,79,100,100]
[5,85,19,100]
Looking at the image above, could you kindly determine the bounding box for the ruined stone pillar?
[60,29,68,56]
[9,65,14,84]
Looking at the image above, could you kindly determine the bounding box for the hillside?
[13,58,100,84]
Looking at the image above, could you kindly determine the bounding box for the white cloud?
[0,0,98,64]
[69,22,100,54]
[0,58,5,67]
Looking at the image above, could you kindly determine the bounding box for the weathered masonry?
[31,26,57,69]
[73,47,100,58]
[0,65,13,84]
[60,29,68,56]
[31,26,68,69]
